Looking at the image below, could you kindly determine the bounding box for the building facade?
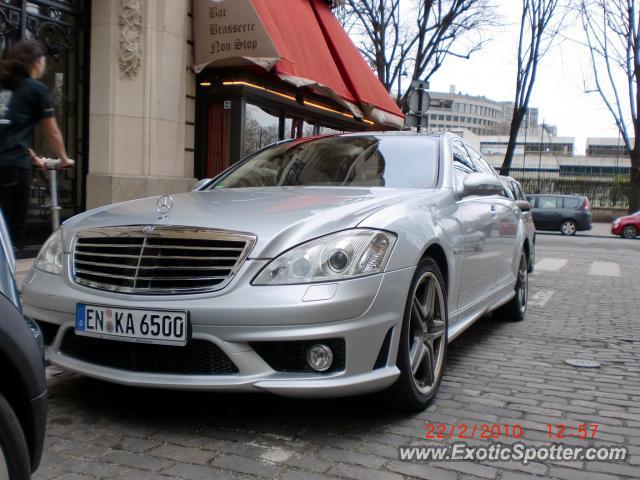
[425,85,557,138]
[586,137,630,156]
[425,86,505,136]
[479,135,575,157]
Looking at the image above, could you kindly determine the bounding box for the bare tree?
[340,0,410,97]
[580,0,640,212]
[499,0,564,176]
[411,0,493,88]
[341,0,495,102]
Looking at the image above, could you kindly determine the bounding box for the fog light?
[306,344,333,372]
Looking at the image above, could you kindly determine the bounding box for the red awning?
[251,0,404,128]
[310,1,405,128]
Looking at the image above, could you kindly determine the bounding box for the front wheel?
[389,257,448,411]
[622,225,638,239]
[0,392,31,480]
[496,251,528,322]
[560,219,577,235]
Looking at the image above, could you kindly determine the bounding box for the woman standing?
[0,40,73,250]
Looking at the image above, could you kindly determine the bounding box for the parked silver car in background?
[501,176,536,272]
[22,132,531,410]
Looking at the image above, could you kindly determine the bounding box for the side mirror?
[515,200,531,212]
[462,173,503,197]
[191,178,211,191]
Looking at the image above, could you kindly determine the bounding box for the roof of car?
[340,130,445,138]
[528,193,585,198]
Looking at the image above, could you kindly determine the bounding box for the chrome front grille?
[71,226,255,294]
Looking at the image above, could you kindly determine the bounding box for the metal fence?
[509,170,630,208]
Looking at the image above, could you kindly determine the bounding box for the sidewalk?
[584,222,613,237]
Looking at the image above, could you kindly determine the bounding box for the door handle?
[491,205,498,217]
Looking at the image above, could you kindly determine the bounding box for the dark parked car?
[0,214,47,480]
[527,194,592,235]
[611,210,640,239]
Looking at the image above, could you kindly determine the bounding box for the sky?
[421,1,622,156]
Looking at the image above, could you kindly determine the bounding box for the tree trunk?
[629,151,640,213]
[499,111,524,176]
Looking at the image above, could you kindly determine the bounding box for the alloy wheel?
[408,271,446,396]
[561,220,577,235]
[622,225,638,239]
[516,254,528,314]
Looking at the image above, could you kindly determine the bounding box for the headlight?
[34,230,63,275]
[253,229,396,285]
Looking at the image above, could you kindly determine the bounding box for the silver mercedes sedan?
[22,132,530,410]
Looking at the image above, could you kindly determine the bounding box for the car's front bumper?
[21,260,414,398]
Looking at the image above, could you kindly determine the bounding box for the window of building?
[284,116,315,140]
[244,103,280,157]
[319,125,343,135]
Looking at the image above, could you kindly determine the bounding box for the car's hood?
[615,213,639,222]
[63,187,429,257]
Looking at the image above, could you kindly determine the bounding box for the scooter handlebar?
[43,157,75,169]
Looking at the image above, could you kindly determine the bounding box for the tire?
[496,251,528,322]
[622,225,638,239]
[389,257,448,411]
[560,219,578,235]
[0,393,31,480]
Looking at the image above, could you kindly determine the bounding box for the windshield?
[209,135,439,189]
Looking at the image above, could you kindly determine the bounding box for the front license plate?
[75,304,188,346]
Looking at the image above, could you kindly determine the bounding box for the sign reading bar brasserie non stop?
[193,0,280,73]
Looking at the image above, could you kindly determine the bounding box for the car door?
[451,140,499,313]
[467,146,518,287]
[534,195,561,230]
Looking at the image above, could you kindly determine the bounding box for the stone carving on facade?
[118,0,142,79]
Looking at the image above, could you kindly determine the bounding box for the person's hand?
[58,157,75,169]
[28,148,46,170]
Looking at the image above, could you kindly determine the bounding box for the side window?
[503,183,516,200]
[510,182,525,201]
[452,140,475,192]
[538,196,559,209]
[466,145,498,176]
[563,197,580,209]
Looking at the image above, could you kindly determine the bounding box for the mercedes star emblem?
[156,194,174,215]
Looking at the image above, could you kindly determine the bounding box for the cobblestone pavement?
[35,235,640,480]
